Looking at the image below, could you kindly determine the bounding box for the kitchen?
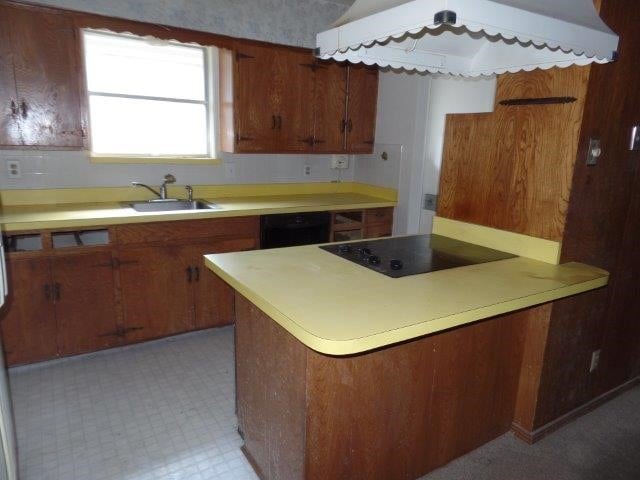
[0,0,639,479]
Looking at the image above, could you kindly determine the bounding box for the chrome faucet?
[131,174,176,200]
[185,185,193,202]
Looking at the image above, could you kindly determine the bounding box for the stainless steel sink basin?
[128,199,221,212]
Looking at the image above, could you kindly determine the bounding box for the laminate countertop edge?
[204,253,609,356]
[0,193,396,232]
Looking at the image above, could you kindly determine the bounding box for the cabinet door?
[0,6,20,146]
[7,5,84,147]
[275,50,315,152]
[346,65,379,153]
[233,45,280,152]
[313,61,347,153]
[118,246,194,343]
[184,237,258,329]
[52,252,120,356]
[0,258,57,365]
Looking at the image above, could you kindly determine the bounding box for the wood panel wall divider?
[437,0,640,440]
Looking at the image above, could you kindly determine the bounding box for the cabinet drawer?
[115,217,260,245]
[365,208,394,225]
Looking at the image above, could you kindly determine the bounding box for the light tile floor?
[11,326,639,480]
[10,327,258,480]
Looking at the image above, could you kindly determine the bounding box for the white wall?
[418,76,497,234]
[0,151,354,189]
[354,70,431,235]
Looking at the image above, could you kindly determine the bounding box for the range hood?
[316,0,619,76]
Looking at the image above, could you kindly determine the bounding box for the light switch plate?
[631,125,640,151]
[586,138,602,166]
[331,155,349,170]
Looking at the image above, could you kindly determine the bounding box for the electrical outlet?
[304,165,311,176]
[590,349,601,373]
[331,155,349,170]
[6,159,21,179]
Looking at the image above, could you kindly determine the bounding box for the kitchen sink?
[128,199,221,212]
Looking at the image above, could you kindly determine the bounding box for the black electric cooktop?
[320,234,516,278]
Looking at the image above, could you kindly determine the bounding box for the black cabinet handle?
[277,115,282,130]
[20,100,28,119]
[194,267,200,282]
[271,115,277,130]
[347,119,353,132]
[340,119,347,133]
[9,100,18,116]
[186,266,193,283]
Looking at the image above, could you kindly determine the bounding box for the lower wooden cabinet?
[0,257,57,365]
[0,251,119,365]
[117,236,258,343]
[52,252,119,356]
[0,217,260,366]
[0,210,393,366]
[118,245,195,343]
[184,237,257,329]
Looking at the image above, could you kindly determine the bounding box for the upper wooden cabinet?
[0,4,85,148]
[345,65,379,153]
[220,44,316,153]
[220,46,378,154]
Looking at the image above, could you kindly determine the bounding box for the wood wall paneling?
[511,304,553,433]
[438,0,640,437]
[532,0,640,429]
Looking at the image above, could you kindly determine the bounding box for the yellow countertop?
[205,239,608,356]
[0,193,395,232]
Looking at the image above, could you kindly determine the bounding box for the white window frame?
[82,29,220,164]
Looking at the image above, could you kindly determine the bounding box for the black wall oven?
[260,212,331,249]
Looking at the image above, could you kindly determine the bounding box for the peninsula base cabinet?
[235,293,526,480]
[0,217,260,366]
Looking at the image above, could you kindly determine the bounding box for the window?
[83,30,217,159]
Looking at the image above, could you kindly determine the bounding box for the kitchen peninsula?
[205,217,608,480]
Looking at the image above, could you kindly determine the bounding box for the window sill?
[90,155,222,166]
